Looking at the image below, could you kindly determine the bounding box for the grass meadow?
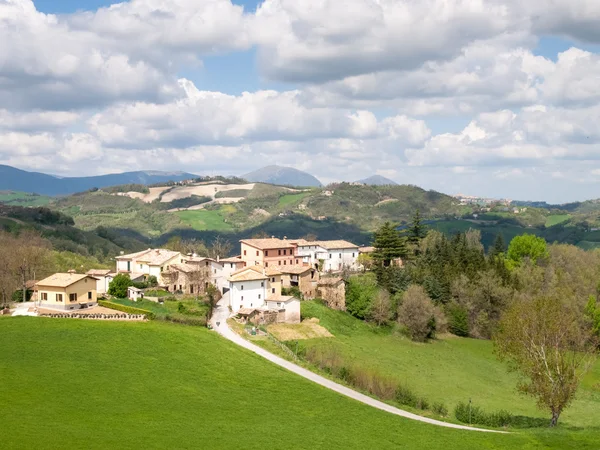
[4,317,599,449]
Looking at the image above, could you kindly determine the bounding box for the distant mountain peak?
[356,175,398,186]
[243,165,322,187]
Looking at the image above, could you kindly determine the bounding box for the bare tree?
[369,290,393,326]
[13,231,50,303]
[187,265,211,301]
[494,295,597,426]
[207,236,233,259]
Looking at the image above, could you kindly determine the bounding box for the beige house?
[36,272,97,310]
[115,249,182,284]
[162,263,211,295]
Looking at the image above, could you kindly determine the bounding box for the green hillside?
[0,190,51,206]
[1,318,597,449]
[296,301,600,429]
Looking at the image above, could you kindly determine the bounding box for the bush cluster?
[163,313,207,327]
[303,346,446,415]
[98,300,156,320]
[454,401,512,428]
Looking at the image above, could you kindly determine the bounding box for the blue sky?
[1,0,600,202]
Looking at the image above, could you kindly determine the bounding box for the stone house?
[316,277,346,311]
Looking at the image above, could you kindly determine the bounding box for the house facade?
[115,249,182,284]
[36,272,97,310]
[293,240,360,272]
[228,267,270,312]
[87,269,113,295]
[240,238,300,267]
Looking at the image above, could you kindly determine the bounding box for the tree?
[585,295,600,342]
[506,234,548,269]
[345,273,379,319]
[205,283,222,323]
[165,236,208,256]
[447,302,469,337]
[207,236,233,259]
[108,274,132,298]
[357,253,373,272]
[407,209,427,248]
[372,222,407,267]
[397,285,438,342]
[489,233,506,258]
[368,290,393,326]
[13,231,50,303]
[494,295,596,426]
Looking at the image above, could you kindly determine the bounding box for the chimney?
[68,269,76,274]
[120,251,124,255]
[283,236,287,240]
[271,235,275,239]
[216,255,220,262]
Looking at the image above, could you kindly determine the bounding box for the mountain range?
[243,165,322,187]
[0,165,198,196]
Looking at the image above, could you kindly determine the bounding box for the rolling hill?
[243,165,322,187]
[357,175,399,185]
[0,164,198,196]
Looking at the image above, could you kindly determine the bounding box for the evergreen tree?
[372,222,407,267]
[490,233,506,257]
[407,209,427,247]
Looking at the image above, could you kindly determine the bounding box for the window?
[271,277,275,282]
[271,288,275,294]
[140,264,143,269]
[278,261,281,265]
[296,259,299,264]
[278,249,281,256]
[265,262,269,267]
[241,285,244,290]
[329,254,332,259]
[214,269,217,274]
[283,260,286,265]
[88,292,92,300]
[241,296,244,301]
[55,293,62,302]
[265,250,269,256]
[290,260,293,265]
[352,253,355,257]
[41,293,48,301]
[277,302,281,307]
[256,250,259,256]
[258,294,261,300]
[190,285,194,294]
[206,261,209,266]
[69,293,77,302]
[243,250,247,256]
[261,281,264,287]
[179,285,182,291]
[339,253,342,258]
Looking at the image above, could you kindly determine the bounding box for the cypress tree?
[407,209,427,246]
[372,222,407,267]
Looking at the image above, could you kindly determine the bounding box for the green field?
[298,302,600,430]
[0,191,51,206]
[176,208,234,231]
[545,214,570,227]
[278,192,311,208]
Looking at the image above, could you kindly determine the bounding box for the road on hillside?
[210,297,506,434]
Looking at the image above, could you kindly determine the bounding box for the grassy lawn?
[109,298,208,319]
[299,301,600,430]
[176,208,234,231]
[545,214,570,227]
[278,192,311,208]
[2,318,599,449]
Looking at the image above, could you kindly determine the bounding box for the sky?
[2,1,600,203]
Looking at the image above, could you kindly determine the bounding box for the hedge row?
[98,300,156,320]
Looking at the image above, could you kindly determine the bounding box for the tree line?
[346,212,598,426]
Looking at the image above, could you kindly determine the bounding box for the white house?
[87,269,113,295]
[292,240,359,272]
[181,255,228,292]
[265,296,301,323]
[115,249,182,284]
[228,266,269,313]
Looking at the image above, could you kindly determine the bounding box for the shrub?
[108,274,132,298]
[346,273,379,319]
[98,300,155,320]
[432,402,448,417]
[163,313,207,327]
[454,401,513,428]
[416,397,430,410]
[447,303,469,337]
[282,286,303,300]
[395,384,418,408]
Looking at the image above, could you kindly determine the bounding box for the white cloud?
[0,110,80,131]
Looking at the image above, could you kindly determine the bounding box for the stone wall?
[316,280,346,311]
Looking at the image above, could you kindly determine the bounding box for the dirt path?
[210,298,506,433]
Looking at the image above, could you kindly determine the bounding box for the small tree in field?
[108,274,132,298]
[205,283,222,323]
[369,290,393,326]
[397,285,437,342]
[494,296,596,427]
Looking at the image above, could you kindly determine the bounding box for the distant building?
[36,272,97,310]
[240,238,300,267]
[292,239,360,272]
[87,269,113,295]
[115,249,182,285]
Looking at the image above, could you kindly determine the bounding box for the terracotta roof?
[287,239,310,246]
[237,308,258,315]
[318,277,344,286]
[115,249,180,266]
[313,240,358,250]
[136,249,181,266]
[36,273,93,288]
[169,263,205,274]
[219,256,244,264]
[182,256,219,265]
[229,266,268,282]
[87,269,111,276]
[266,295,297,303]
[240,238,295,250]
[277,265,312,275]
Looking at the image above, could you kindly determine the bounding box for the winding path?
[210,299,506,433]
